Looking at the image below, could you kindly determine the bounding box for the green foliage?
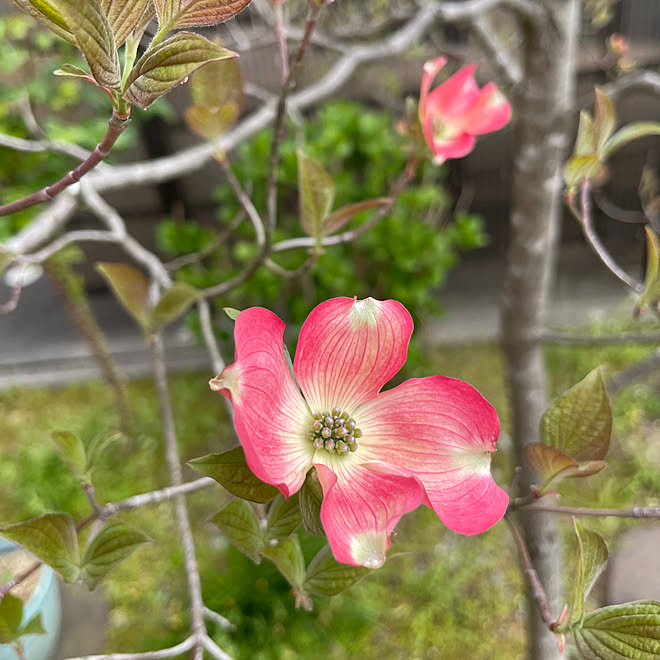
[157,100,487,332]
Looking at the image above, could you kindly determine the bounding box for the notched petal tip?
[209,366,240,399]
[350,297,381,328]
[351,530,387,568]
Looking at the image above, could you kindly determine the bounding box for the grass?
[0,340,658,659]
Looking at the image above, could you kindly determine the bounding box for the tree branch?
[524,503,660,518]
[65,636,196,660]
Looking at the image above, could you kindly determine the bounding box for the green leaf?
[86,432,122,475]
[211,499,264,564]
[20,613,46,637]
[161,0,253,30]
[574,111,597,157]
[81,521,150,589]
[189,55,243,109]
[0,514,80,583]
[223,307,240,320]
[149,282,200,332]
[0,594,24,644]
[100,0,152,47]
[298,151,335,243]
[593,87,617,151]
[51,0,121,89]
[261,536,305,589]
[323,198,391,237]
[185,104,240,142]
[540,367,611,462]
[573,601,660,659]
[9,0,76,44]
[636,227,660,313]
[123,32,237,110]
[299,469,325,537]
[96,263,150,333]
[187,447,279,503]
[602,122,660,160]
[570,520,609,626]
[564,154,603,188]
[303,545,371,596]
[51,430,88,479]
[265,494,301,542]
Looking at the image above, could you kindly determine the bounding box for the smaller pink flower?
[418,57,512,165]
[211,297,508,568]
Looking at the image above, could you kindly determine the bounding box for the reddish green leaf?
[564,154,603,188]
[190,55,243,109]
[569,520,609,626]
[298,151,335,242]
[323,198,391,236]
[574,111,597,157]
[123,32,237,110]
[540,367,611,462]
[53,63,95,83]
[0,514,80,583]
[99,0,152,47]
[261,536,305,589]
[188,447,279,503]
[602,122,660,160]
[149,282,200,332]
[265,494,301,542]
[573,601,660,659]
[52,0,120,89]
[299,469,324,537]
[211,499,264,564]
[51,430,88,480]
[303,545,371,596]
[164,0,252,29]
[185,104,240,142]
[636,227,660,313]
[96,263,150,332]
[9,0,76,44]
[525,444,606,491]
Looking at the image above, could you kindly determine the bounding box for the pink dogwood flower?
[210,297,508,568]
[419,57,511,165]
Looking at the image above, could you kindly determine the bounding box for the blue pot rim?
[0,538,55,622]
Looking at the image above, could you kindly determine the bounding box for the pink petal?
[210,307,313,496]
[355,376,509,534]
[315,462,423,567]
[458,83,512,135]
[419,57,447,122]
[422,126,476,164]
[425,64,479,121]
[294,297,413,415]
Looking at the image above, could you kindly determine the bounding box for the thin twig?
[65,636,196,660]
[203,607,235,632]
[506,516,554,627]
[577,180,642,293]
[197,299,226,376]
[0,132,109,167]
[540,329,660,345]
[0,561,41,600]
[523,504,660,518]
[470,13,523,87]
[0,112,130,217]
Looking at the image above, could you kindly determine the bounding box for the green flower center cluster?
[308,407,362,456]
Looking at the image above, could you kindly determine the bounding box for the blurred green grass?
[0,341,658,659]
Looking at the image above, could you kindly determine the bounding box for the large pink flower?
[210,297,508,568]
[419,57,511,165]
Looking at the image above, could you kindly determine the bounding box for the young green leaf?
[223,307,241,321]
[188,447,279,503]
[323,198,391,237]
[593,88,616,151]
[297,151,335,243]
[51,430,88,480]
[265,494,302,543]
[123,32,237,110]
[0,594,24,644]
[100,0,152,47]
[564,154,603,188]
[149,282,200,332]
[10,0,76,45]
[53,64,95,83]
[211,499,264,564]
[574,111,597,157]
[51,0,121,89]
[261,536,305,590]
[20,613,46,637]
[602,122,660,160]
[96,262,150,333]
[540,366,611,462]
[569,520,609,626]
[0,514,80,583]
[86,432,123,476]
[189,55,243,109]
[299,469,325,537]
[185,104,240,142]
[81,521,150,590]
[303,545,371,596]
[573,601,660,659]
